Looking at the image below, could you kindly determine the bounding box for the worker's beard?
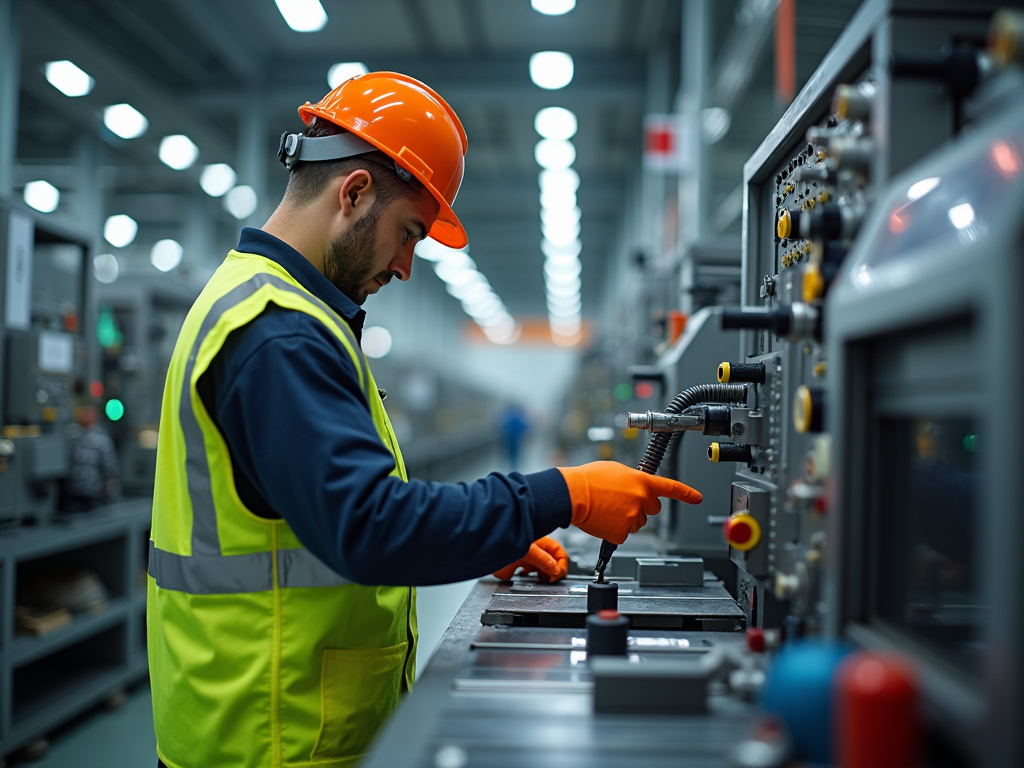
[322,204,394,306]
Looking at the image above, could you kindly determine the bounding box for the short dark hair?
[284,118,423,207]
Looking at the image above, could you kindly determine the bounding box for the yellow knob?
[814,361,827,377]
[708,442,721,463]
[718,362,731,383]
[794,385,813,433]
[834,88,850,121]
[818,190,831,204]
[817,149,826,161]
[802,265,824,303]
[777,210,792,239]
[784,184,795,195]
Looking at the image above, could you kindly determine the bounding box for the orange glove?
[493,536,569,583]
[557,461,702,545]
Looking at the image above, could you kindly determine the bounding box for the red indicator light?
[89,381,104,399]
[635,382,654,399]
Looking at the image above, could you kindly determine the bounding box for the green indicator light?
[105,398,125,422]
[613,383,633,402]
[962,434,978,453]
[97,306,123,349]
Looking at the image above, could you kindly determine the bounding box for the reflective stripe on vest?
[150,272,369,594]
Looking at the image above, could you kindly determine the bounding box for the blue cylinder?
[761,639,852,764]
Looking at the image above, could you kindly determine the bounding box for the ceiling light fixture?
[151,239,183,272]
[274,0,328,32]
[103,103,149,139]
[104,214,138,248]
[93,253,119,284]
[539,168,580,195]
[200,164,237,197]
[535,106,578,140]
[223,185,259,219]
[529,51,574,90]
[532,0,576,14]
[328,62,369,88]
[535,139,576,170]
[361,326,393,359]
[44,60,94,97]
[159,135,200,170]
[23,180,59,213]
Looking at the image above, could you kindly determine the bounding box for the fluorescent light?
[103,103,148,139]
[530,51,574,90]
[535,139,576,170]
[361,326,393,359]
[541,207,581,229]
[532,0,576,14]
[540,190,577,212]
[23,180,59,213]
[159,135,200,171]
[542,221,581,247]
[587,427,614,442]
[907,177,940,201]
[150,239,183,272]
[547,278,581,297]
[434,253,476,282]
[535,107,577,140]
[542,239,582,259]
[445,269,486,289]
[548,301,582,318]
[545,259,582,280]
[948,202,975,230]
[451,282,493,303]
[104,214,138,248]
[539,168,580,195]
[274,0,328,32]
[328,62,369,88]
[200,164,237,197]
[224,185,258,219]
[93,253,119,284]
[700,107,731,144]
[44,60,94,97]
[464,296,503,319]
[547,290,582,307]
[415,238,468,262]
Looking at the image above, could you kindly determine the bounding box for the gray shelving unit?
[0,497,151,759]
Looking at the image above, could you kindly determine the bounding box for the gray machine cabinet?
[826,77,1024,768]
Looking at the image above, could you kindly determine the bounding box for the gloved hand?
[493,536,569,583]
[557,461,702,545]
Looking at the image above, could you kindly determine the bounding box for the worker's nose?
[389,248,414,282]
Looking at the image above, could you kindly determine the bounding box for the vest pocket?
[310,642,409,761]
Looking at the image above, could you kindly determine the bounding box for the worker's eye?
[403,229,415,244]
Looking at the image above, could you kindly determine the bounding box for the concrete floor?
[20,438,553,766]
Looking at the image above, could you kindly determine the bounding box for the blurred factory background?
[2,0,1022,765]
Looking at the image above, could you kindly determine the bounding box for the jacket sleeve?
[211,313,571,586]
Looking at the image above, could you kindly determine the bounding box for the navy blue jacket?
[196,228,571,586]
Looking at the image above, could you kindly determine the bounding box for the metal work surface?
[364,580,757,768]
[482,573,744,630]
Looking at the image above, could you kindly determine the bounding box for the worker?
[62,404,119,512]
[147,72,701,768]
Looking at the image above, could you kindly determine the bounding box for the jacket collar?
[236,227,366,340]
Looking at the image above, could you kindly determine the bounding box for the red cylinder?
[834,652,920,768]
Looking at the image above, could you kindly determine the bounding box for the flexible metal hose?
[593,382,749,582]
[636,383,748,475]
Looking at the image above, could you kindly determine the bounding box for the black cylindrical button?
[721,308,775,331]
[718,361,766,384]
[587,581,618,614]
[708,442,753,463]
[702,405,732,436]
[804,203,843,240]
[587,610,630,657]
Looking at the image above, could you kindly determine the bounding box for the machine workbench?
[363,576,758,768]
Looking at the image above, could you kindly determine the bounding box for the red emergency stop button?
[723,513,762,552]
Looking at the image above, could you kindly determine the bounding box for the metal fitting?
[627,410,704,433]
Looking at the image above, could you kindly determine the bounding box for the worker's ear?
[338,169,375,218]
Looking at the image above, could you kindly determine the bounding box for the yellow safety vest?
[147,249,417,768]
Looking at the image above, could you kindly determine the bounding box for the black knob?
[587,610,630,657]
[718,361,766,384]
[587,581,618,614]
[708,442,753,463]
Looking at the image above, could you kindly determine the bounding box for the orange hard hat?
[298,72,469,249]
